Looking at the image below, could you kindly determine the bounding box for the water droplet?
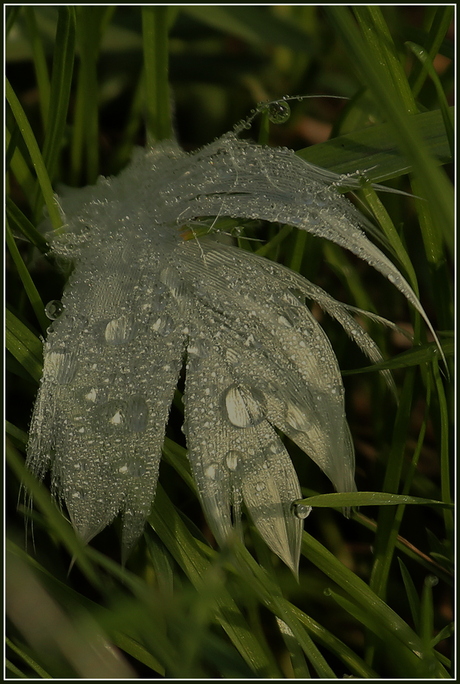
[225,450,242,471]
[285,402,309,432]
[128,460,146,477]
[118,464,129,474]
[95,400,127,430]
[292,502,312,520]
[109,409,124,425]
[187,338,208,358]
[278,314,292,328]
[205,462,220,480]
[225,348,239,364]
[151,314,174,336]
[267,101,291,124]
[323,588,332,597]
[255,481,266,492]
[126,395,149,432]
[46,351,78,384]
[105,315,136,345]
[45,300,64,320]
[223,384,266,428]
[159,266,186,299]
[84,388,98,403]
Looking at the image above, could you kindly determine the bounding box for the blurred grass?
[6,5,454,678]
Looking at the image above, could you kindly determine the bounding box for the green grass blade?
[234,541,375,678]
[326,6,453,253]
[6,122,36,202]
[406,41,454,157]
[6,5,21,35]
[148,485,278,677]
[430,622,454,649]
[353,512,452,586]
[6,223,48,333]
[301,532,446,676]
[6,421,29,449]
[358,183,418,291]
[183,5,314,51]
[275,618,311,678]
[397,558,421,632]
[6,197,49,252]
[70,7,112,185]
[8,540,166,676]
[352,6,418,114]
[342,337,453,375]
[37,6,76,194]
[5,659,29,678]
[23,7,51,128]
[297,107,452,182]
[6,637,52,679]
[432,360,453,536]
[6,79,62,231]
[325,589,448,678]
[410,7,455,98]
[5,309,43,382]
[142,6,173,142]
[296,491,452,509]
[369,369,416,600]
[420,575,438,652]
[6,441,101,589]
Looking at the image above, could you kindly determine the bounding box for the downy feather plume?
[27,111,438,573]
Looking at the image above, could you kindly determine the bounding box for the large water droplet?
[127,459,147,477]
[95,400,128,430]
[151,314,174,336]
[204,462,220,480]
[292,501,312,520]
[159,266,186,299]
[46,351,78,384]
[84,388,98,403]
[285,402,309,432]
[223,384,266,428]
[126,395,149,432]
[267,101,291,124]
[45,300,64,320]
[187,337,208,358]
[105,315,136,345]
[225,449,243,471]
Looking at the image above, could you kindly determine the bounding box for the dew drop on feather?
[223,384,266,428]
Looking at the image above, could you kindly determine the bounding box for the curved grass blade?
[6,223,48,333]
[7,441,100,588]
[6,79,62,231]
[6,197,49,252]
[38,7,76,189]
[297,108,453,183]
[295,491,453,509]
[301,531,447,677]
[23,7,51,128]
[406,41,454,157]
[325,6,453,251]
[342,337,453,375]
[325,588,448,678]
[6,309,43,382]
[148,484,279,677]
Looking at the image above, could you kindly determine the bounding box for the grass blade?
[6,79,62,231]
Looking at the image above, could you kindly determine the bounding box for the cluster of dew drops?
[42,96,317,524]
